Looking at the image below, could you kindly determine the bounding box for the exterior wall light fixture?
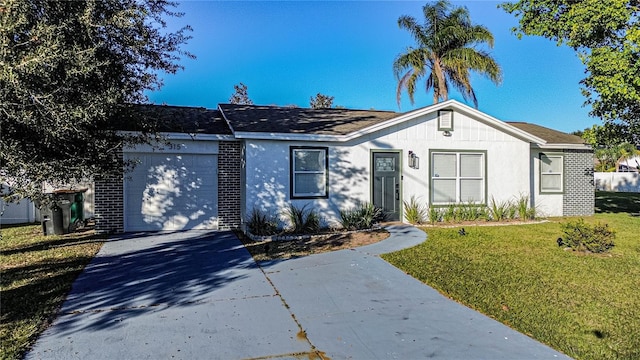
[408,151,419,169]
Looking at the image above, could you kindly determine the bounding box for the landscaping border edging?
[246,224,383,242]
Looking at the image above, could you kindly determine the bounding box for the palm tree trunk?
[433,58,448,103]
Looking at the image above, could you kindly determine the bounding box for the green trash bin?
[40,189,87,235]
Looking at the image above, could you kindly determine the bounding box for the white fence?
[595,172,640,192]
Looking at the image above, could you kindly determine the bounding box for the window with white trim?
[291,147,328,198]
[539,153,563,193]
[431,151,485,204]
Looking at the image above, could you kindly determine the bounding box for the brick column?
[94,148,124,233]
[94,174,124,233]
[218,141,242,230]
[563,149,595,216]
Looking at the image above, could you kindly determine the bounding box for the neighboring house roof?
[506,122,586,145]
[218,104,399,136]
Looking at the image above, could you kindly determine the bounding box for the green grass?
[382,211,640,360]
[0,224,104,360]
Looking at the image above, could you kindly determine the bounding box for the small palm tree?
[393,0,502,108]
[615,143,640,171]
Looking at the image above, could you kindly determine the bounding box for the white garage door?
[124,153,218,231]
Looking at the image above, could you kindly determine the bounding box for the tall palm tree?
[393,0,502,108]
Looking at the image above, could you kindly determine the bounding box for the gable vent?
[438,109,454,131]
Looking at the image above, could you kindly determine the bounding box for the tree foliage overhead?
[229,82,253,105]
[0,0,193,202]
[309,93,334,109]
[580,123,639,172]
[501,0,640,142]
[393,0,502,108]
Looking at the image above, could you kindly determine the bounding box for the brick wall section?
[218,141,242,230]
[94,174,124,233]
[563,149,595,216]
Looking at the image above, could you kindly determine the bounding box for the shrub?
[340,202,384,230]
[404,195,427,224]
[246,208,279,236]
[283,204,321,234]
[559,219,616,253]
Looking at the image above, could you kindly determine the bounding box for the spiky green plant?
[443,204,456,222]
[359,202,386,228]
[507,203,518,220]
[515,194,530,220]
[246,208,280,236]
[339,202,384,230]
[428,207,441,224]
[404,195,427,224]
[282,203,320,234]
[489,197,510,221]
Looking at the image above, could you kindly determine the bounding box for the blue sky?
[148,1,597,133]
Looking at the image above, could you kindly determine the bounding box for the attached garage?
[123,139,220,232]
[93,105,240,234]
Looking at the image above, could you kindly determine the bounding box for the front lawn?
[596,191,640,213]
[382,211,640,360]
[0,225,104,360]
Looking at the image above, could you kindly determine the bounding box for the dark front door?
[372,152,401,221]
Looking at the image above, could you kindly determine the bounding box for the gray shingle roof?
[124,103,586,147]
[124,104,232,135]
[219,104,399,135]
[506,122,586,145]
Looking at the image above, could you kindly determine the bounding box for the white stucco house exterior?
[94,100,594,233]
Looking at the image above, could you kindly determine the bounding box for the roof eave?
[533,143,592,150]
[118,130,236,141]
[233,131,344,142]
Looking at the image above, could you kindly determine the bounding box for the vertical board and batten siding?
[243,110,532,226]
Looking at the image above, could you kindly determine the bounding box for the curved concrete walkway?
[26,225,569,359]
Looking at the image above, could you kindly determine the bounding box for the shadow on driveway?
[49,231,257,335]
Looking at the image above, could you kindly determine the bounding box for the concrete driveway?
[26,226,569,359]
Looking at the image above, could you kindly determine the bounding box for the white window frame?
[290,147,329,199]
[539,153,564,193]
[430,151,486,205]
